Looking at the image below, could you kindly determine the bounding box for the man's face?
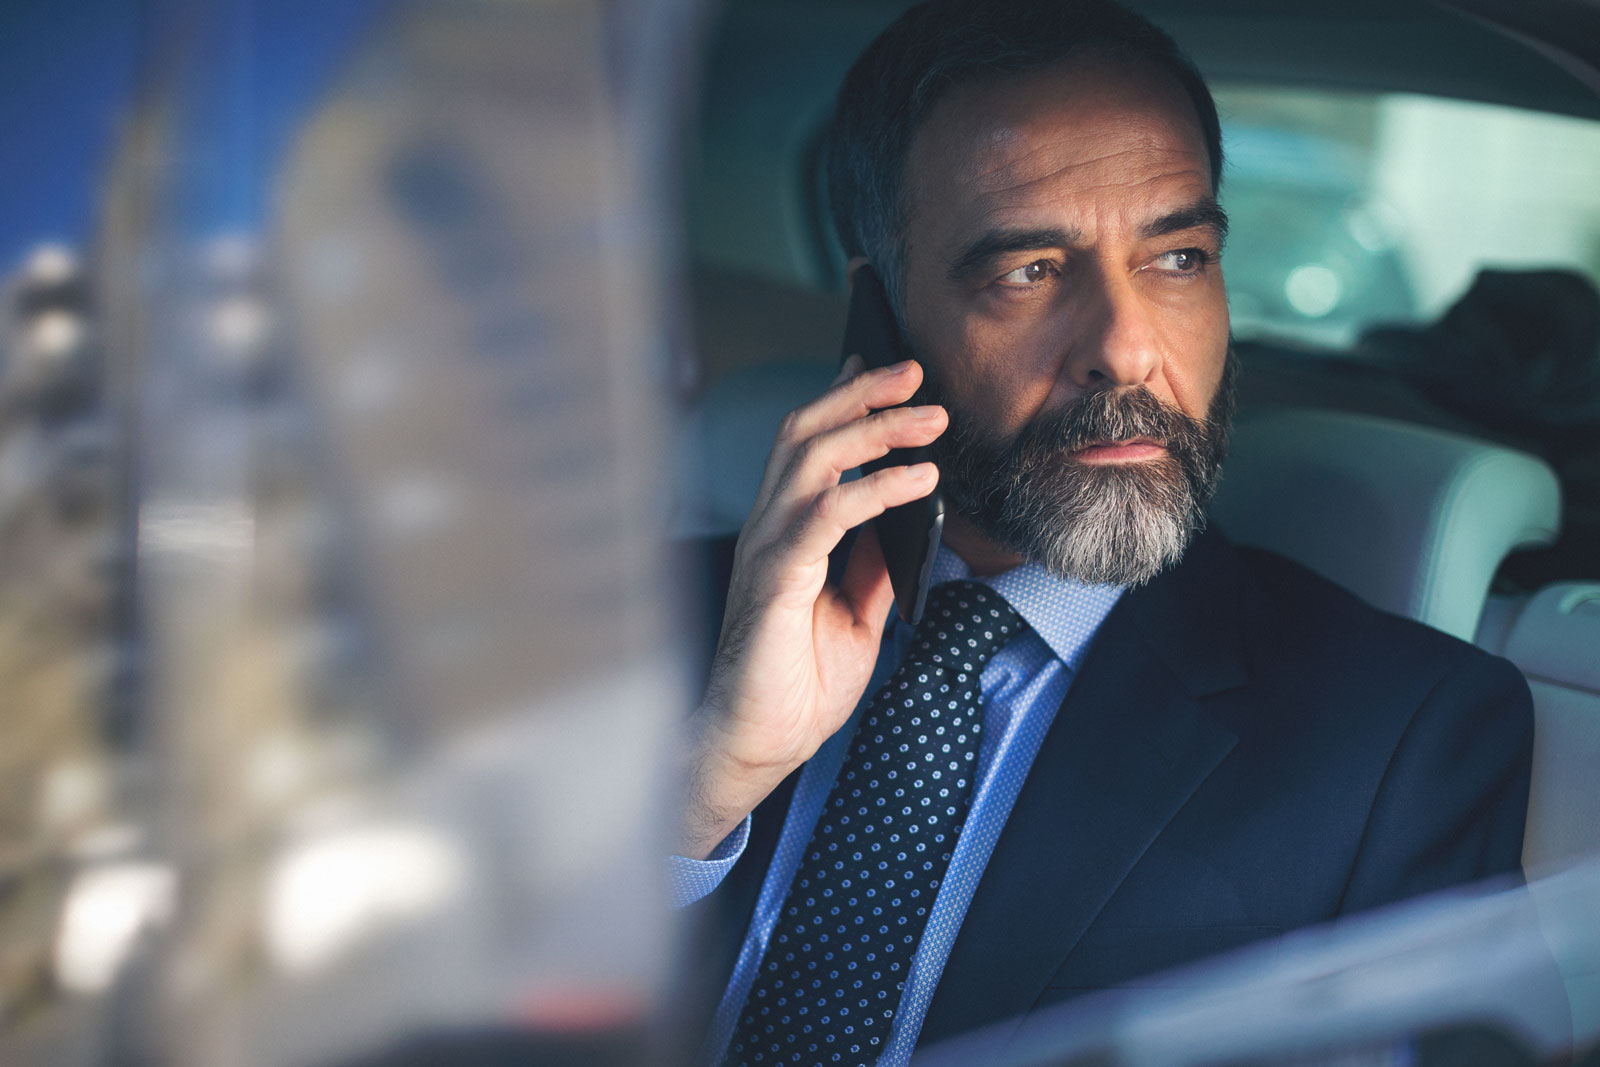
[896,52,1233,584]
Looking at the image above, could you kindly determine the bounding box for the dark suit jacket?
[682,524,1534,1055]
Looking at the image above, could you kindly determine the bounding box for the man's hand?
[680,355,947,859]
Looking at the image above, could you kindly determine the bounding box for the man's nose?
[1063,271,1162,390]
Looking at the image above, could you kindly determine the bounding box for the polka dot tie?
[723,581,1025,1066]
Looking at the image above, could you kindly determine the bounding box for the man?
[672,1,1534,1063]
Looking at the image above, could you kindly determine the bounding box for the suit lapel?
[919,527,1248,1046]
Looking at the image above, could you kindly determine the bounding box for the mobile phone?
[841,266,945,625]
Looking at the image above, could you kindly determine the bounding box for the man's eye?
[1152,248,1210,273]
[998,261,1056,285]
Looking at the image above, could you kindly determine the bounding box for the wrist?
[689,698,804,787]
[679,708,795,859]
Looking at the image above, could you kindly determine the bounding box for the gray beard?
[929,356,1235,587]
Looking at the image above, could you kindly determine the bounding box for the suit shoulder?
[1229,543,1525,700]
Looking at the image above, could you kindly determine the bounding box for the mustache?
[1016,386,1199,455]
[931,378,1232,523]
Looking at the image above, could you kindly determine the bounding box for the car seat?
[1208,408,1561,643]
[1209,407,1594,1043]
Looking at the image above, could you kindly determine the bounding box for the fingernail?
[888,359,916,374]
[908,462,938,479]
[834,353,864,383]
[910,404,945,420]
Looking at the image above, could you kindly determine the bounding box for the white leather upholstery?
[1495,582,1600,1042]
[1209,410,1562,642]
[1495,583,1600,873]
[1212,412,1600,993]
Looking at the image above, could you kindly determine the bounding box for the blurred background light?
[54,862,177,995]
[25,308,86,359]
[0,0,707,1063]
[1285,263,1345,318]
[24,243,81,287]
[264,822,466,976]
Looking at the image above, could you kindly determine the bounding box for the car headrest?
[1503,583,1600,691]
[1210,409,1562,641]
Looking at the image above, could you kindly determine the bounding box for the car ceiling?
[1132,0,1600,118]
[702,0,1600,119]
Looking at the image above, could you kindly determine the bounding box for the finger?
[768,402,947,515]
[787,358,924,444]
[768,461,939,577]
[760,360,924,490]
[836,519,896,632]
[748,403,946,548]
[832,352,865,385]
[743,360,931,548]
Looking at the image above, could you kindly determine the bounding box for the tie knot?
[912,580,1025,668]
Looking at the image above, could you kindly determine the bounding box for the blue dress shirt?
[671,548,1123,1064]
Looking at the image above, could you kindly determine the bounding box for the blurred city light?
[54,862,177,995]
[24,243,80,286]
[264,822,466,975]
[0,0,706,1063]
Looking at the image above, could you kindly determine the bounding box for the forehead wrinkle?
[960,129,1205,199]
[902,57,1220,298]
[907,98,1206,232]
[962,155,1212,239]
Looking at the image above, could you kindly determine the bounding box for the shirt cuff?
[667,815,752,908]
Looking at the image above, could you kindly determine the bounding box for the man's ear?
[844,256,870,291]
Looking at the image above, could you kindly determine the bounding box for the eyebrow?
[1140,198,1230,245]
[947,227,1080,283]
[946,199,1231,285]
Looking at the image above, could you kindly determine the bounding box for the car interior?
[674,0,1600,1044]
[2,0,1597,1062]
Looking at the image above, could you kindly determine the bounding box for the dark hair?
[826,0,1223,306]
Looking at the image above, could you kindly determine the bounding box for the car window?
[1214,85,1600,347]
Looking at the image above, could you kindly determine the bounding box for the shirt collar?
[925,544,1124,671]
